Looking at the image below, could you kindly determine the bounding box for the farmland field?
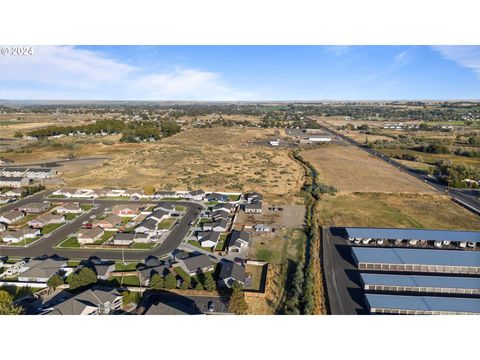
[301,144,435,193]
[317,193,480,230]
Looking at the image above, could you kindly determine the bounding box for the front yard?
[157,218,176,230]
[58,236,80,248]
[41,223,64,235]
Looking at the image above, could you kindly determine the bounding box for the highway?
[0,196,203,261]
[312,119,480,215]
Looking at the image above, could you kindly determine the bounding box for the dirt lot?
[317,192,480,230]
[0,127,304,203]
[249,227,306,264]
[235,204,306,229]
[301,144,435,194]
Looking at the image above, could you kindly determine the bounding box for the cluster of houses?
[0,201,82,244]
[75,203,179,247]
[0,188,24,205]
[0,167,56,188]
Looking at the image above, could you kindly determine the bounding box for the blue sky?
[1,45,479,100]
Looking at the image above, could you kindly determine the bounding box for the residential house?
[124,188,146,198]
[244,202,263,214]
[0,210,25,224]
[1,227,41,243]
[0,196,15,205]
[43,287,123,315]
[112,204,140,217]
[153,191,178,199]
[55,202,82,214]
[245,192,263,204]
[181,254,215,276]
[2,188,23,197]
[20,201,51,213]
[227,230,251,253]
[24,168,56,179]
[28,213,65,228]
[144,301,201,315]
[212,203,234,213]
[154,203,175,213]
[112,232,149,246]
[0,167,28,177]
[217,261,246,288]
[17,258,67,283]
[0,158,13,165]
[137,259,169,286]
[207,192,229,202]
[0,176,29,188]
[212,210,229,222]
[203,218,228,232]
[254,224,272,232]
[147,210,169,222]
[93,214,123,229]
[77,227,104,244]
[186,189,206,201]
[198,231,221,248]
[106,189,126,197]
[134,218,158,234]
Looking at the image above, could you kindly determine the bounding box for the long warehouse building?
[351,247,480,275]
[366,294,480,315]
[345,227,480,246]
[359,273,480,295]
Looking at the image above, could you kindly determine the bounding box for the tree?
[122,291,140,306]
[160,119,181,137]
[180,280,189,290]
[227,282,248,315]
[164,273,177,289]
[202,272,216,292]
[194,282,204,291]
[150,274,164,290]
[0,290,23,315]
[67,267,97,290]
[14,131,23,138]
[143,185,156,196]
[47,274,64,290]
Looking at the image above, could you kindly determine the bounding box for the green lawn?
[228,194,241,201]
[188,240,213,252]
[115,262,140,271]
[174,267,192,283]
[48,194,66,199]
[109,275,140,286]
[81,204,94,211]
[6,236,41,247]
[67,260,82,267]
[206,201,219,205]
[214,234,228,251]
[121,217,131,225]
[131,242,156,250]
[65,213,78,220]
[58,237,80,248]
[198,218,213,224]
[93,231,116,245]
[174,205,187,212]
[41,223,63,234]
[157,218,175,229]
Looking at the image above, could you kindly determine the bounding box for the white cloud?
[394,51,411,67]
[321,45,351,57]
[0,46,255,100]
[433,45,480,79]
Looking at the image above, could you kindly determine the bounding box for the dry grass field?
[301,144,435,194]
[1,127,304,203]
[317,193,480,230]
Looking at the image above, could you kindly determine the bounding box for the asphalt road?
[0,196,203,261]
[311,120,480,215]
[322,227,368,315]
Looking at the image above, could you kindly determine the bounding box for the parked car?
[207,301,214,312]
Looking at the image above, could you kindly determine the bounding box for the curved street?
[0,195,203,261]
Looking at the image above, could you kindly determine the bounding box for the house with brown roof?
[77,227,104,244]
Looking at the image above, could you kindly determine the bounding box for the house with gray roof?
[218,261,246,288]
[198,231,221,248]
[55,202,82,214]
[20,201,51,213]
[44,287,123,315]
[212,203,234,213]
[77,227,104,244]
[212,210,229,221]
[244,202,262,214]
[18,258,67,283]
[0,210,25,224]
[135,218,158,234]
[245,192,263,203]
[1,227,40,243]
[28,213,64,228]
[0,176,29,188]
[144,300,201,315]
[227,230,251,253]
[187,189,206,201]
[147,209,169,222]
[181,254,215,276]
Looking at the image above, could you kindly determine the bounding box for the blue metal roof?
[360,273,480,290]
[352,247,480,267]
[345,227,480,243]
[366,294,480,313]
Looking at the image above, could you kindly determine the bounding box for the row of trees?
[26,118,181,143]
[0,290,24,315]
[434,160,480,188]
